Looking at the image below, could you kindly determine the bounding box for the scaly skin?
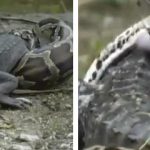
[79,16,150,150]
[0,16,73,109]
[84,16,150,85]
[79,49,150,150]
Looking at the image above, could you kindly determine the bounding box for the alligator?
[79,16,150,150]
[0,16,73,109]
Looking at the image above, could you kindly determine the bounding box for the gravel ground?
[0,87,73,150]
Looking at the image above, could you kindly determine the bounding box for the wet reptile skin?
[79,47,150,150]
[84,16,150,85]
[0,33,28,72]
[0,16,73,109]
[11,17,73,91]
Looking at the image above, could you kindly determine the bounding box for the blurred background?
[0,0,73,13]
[79,0,150,78]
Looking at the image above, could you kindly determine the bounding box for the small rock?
[49,131,56,140]
[0,132,6,139]
[60,143,69,149]
[18,133,40,142]
[42,131,49,139]
[65,104,72,109]
[9,144,32,150]
[67,133,73,138]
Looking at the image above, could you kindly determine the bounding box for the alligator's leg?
[0,71,32,109]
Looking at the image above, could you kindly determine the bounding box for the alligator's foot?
[0,94,32,109]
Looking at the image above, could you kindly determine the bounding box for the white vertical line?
[73,0,79,149]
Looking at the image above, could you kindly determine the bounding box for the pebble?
[0,132,6,139]
[18,133,40,142]
[8,144,32,150]
[60,143,69,149]
[65,104,72,109]
[67,133,73,138]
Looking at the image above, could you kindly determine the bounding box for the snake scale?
[79,15,150,150]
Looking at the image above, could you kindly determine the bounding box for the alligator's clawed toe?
[16,97,32,105]
[14,97,32,109]
[0,94,32,109]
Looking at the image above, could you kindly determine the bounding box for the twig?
[13,88,73,95]
[60,0,67,12]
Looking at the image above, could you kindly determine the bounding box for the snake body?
[84,16,150,85]
[79,16,150,150]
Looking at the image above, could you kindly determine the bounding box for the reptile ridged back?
[79,49,150,149]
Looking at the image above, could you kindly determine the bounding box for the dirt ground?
[0,13,73,150]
